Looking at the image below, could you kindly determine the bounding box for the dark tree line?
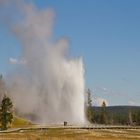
[93,106,140,125]
[86,88,140,126]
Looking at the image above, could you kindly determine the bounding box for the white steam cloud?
[9,57,26,65]
[94,98,109,106]
[1,0,86,124]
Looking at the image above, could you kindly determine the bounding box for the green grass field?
[0,128,140,140]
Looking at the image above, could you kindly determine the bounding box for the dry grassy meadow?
[0,128,140,140]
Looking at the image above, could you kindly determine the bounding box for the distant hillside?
[93,106,140,125]
[93,106,140,114]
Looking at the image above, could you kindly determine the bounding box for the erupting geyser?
[1,0,86,124]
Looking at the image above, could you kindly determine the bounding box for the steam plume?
[0,0,85,124]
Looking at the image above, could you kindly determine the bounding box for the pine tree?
[136,111,140,125]
[0,75,6,100]
[128,110,133,125]
[86,89,94,123]
[100,101,108,124]
[0,95,13,130]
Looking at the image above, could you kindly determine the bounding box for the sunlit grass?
[0,128,140,140]
[11,116,32,128]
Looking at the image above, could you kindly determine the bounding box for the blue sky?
[0,0,140,106]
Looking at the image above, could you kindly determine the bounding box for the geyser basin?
[1,0,86,124]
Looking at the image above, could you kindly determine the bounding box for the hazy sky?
[0,0,140,106]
